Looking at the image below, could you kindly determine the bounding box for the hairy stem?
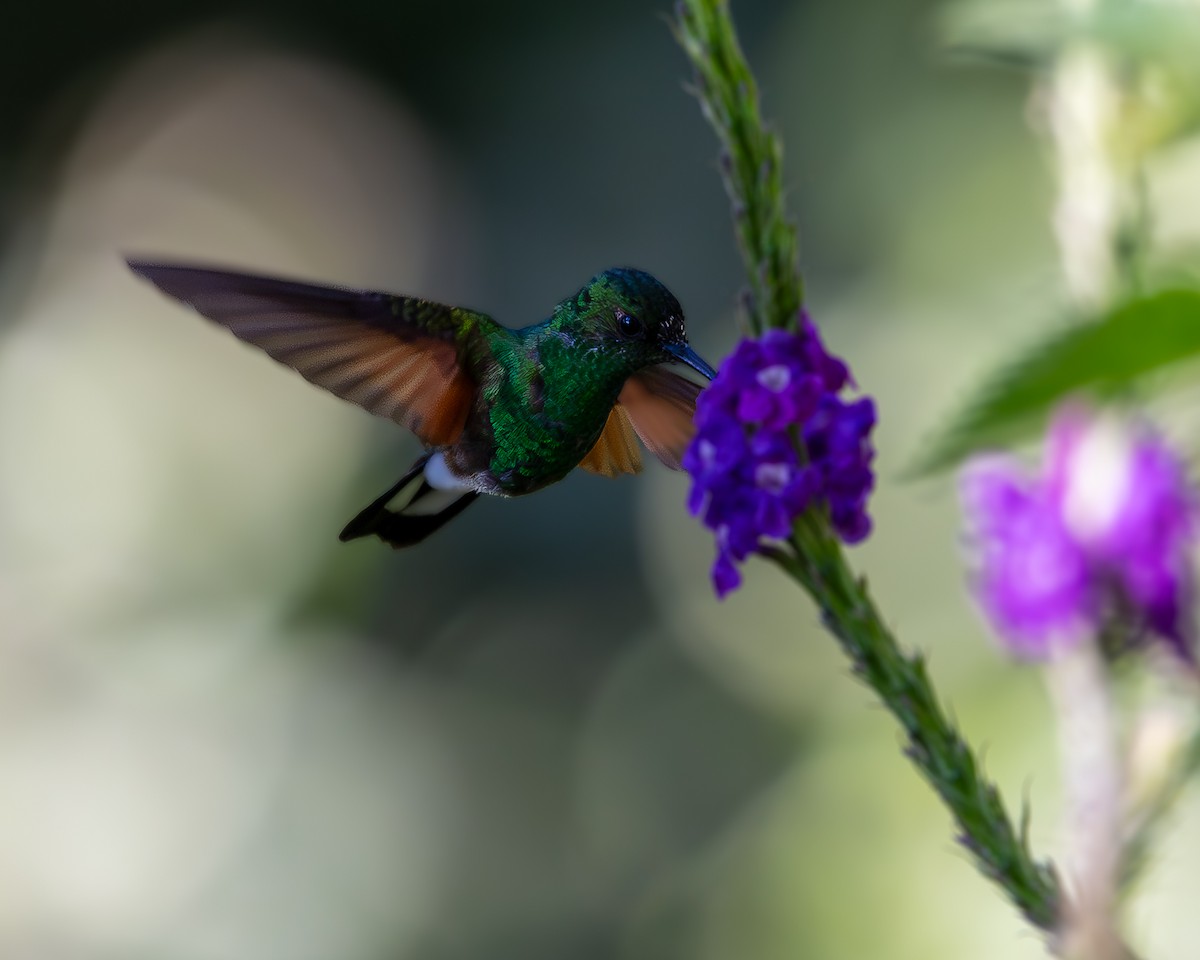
[1048,1,1128,955]
[1046,644,1125,959]
[675,0,1063,938]
[1050,39,1121,308]
[672,0,802,334]
[774,519,1062,933]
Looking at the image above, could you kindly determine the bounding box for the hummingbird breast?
[442,331,629,497]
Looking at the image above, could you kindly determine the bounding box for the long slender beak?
[666,341,718,381]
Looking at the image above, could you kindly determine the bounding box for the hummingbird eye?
[616,309,643,339]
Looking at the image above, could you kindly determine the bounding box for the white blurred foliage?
[0,31,469,960]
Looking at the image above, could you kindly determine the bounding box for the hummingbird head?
[568,268,717,381]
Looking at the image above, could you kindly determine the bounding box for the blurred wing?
[577,405,643,477]
[617,366,703,470]
[128,260,493,447]
[577,366,704,477]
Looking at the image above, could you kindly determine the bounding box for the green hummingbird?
[127,260,716,547]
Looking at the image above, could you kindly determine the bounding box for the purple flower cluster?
[684,318,876,597]
[960,406,1197,660]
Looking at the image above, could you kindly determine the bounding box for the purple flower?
[805,394,876,543]
[960,456,1096,658]
[961,406,1197,660]
[684,314,876,597]
[797,314,850,393]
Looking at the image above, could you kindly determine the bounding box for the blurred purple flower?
[960,456,1096,658]
[684,316,875,598]
[961,406,1197,660]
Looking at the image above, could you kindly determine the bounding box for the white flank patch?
[423,453,473,492]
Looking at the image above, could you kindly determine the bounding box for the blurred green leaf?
[943,1,1200,153]
[940,0,1065,68]
[943,0,1200,68]
[1090,3,1200,75]
[907,288,1200,478]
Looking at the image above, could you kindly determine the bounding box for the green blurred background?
[4,1,1200,958]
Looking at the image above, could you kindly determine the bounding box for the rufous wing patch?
[128,262,481,447]
[578,405,643,477]
[617,366,703,470]
[240,320,472,446]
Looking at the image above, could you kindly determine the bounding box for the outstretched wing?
[577,365,703,477]
[128,260,496,447]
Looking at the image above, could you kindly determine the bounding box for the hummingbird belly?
[438,406,610,498]
[491,416,609,495]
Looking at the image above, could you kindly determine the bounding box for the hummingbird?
[127,260,717,548]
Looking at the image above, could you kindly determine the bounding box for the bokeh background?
[4,1,1200,958]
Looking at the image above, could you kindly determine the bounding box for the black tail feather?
[339,457,479,548]
[357,491,480,548]
[339,458,427,542]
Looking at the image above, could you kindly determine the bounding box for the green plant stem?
[674,0,1063,938]
[772,520,1062,932]
[671,0,802,334]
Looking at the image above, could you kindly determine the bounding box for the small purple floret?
[805,394,877,544]
[684,313,876,598]
[961,406,1197,660]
